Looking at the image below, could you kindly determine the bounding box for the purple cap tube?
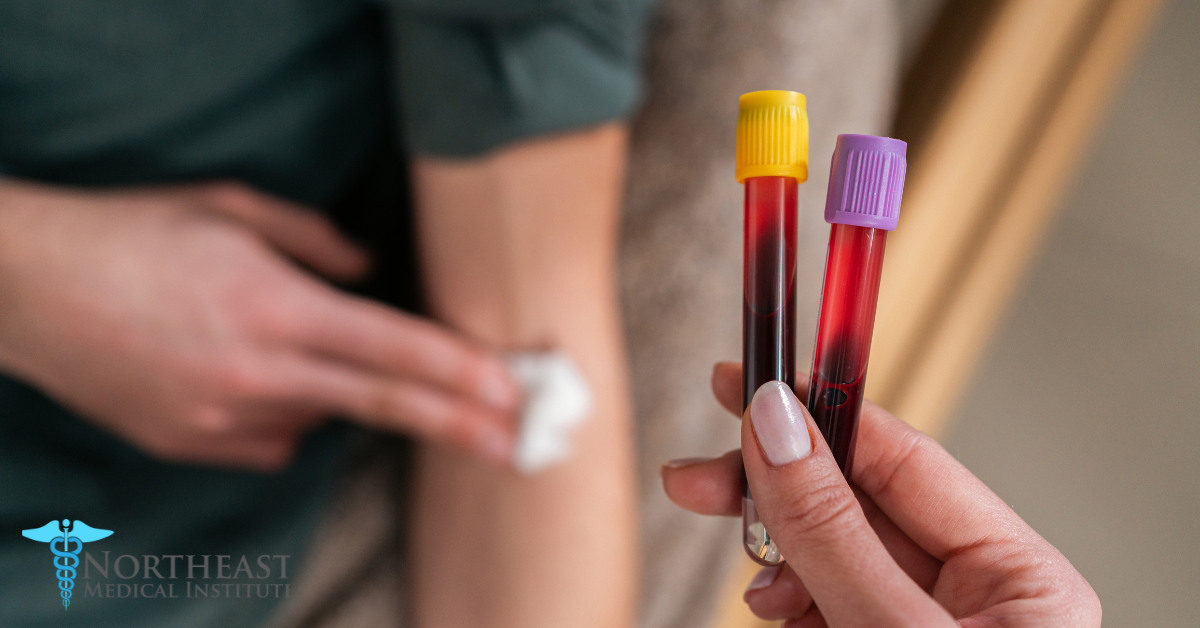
[824,134,907,231]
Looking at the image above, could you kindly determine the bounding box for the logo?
[22,519,113,610]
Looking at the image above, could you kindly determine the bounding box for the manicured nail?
[750,381,813,466]
[662,457,711,469]
[745,565,782,595]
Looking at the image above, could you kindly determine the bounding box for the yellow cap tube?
[736,90,809,183]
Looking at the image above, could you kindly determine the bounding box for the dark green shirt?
[0,2,650,626]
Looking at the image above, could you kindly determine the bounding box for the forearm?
[410,123,638,627]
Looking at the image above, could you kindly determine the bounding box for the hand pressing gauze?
[505,351,594,474]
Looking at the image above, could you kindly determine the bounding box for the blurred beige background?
[943,0,1200,626]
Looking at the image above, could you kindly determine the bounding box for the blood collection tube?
[806,134,907,478]
[736,91,809,566]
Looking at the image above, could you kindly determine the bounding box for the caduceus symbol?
[22,519,113,609]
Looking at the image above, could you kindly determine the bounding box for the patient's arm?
[410,123,638,627]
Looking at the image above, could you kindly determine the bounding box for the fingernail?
[477,426,515,464]
[744,565,782,595]
[662,457,711,470]
[750,381,812,466]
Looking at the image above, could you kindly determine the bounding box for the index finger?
[262,352,516,464]
[297,289,521,414]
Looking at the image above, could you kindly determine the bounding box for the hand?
[661,362,1100,627]
[0,179,520,471]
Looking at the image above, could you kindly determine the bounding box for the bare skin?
[410,123,638,628]
[0,179,521,471]
[662,362,1101,627]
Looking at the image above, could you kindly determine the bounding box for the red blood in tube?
[805,223,887,477]
[742,176,798,411]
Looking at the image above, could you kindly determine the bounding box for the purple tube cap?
[824,134,908,231]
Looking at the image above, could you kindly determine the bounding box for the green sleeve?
[386,0,655,157]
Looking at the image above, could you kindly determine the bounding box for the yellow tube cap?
[736,90,809,183]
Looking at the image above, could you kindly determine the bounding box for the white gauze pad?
[505,351,594,474]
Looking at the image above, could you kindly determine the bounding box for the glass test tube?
[741,175,797,565]
[806,134,908,478]
[735,90,808,566]
[806,223,886,476]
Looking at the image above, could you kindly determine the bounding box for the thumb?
[741,381,951,627]
[196,182,370,281]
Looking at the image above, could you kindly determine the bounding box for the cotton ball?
[505,351,594,474]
